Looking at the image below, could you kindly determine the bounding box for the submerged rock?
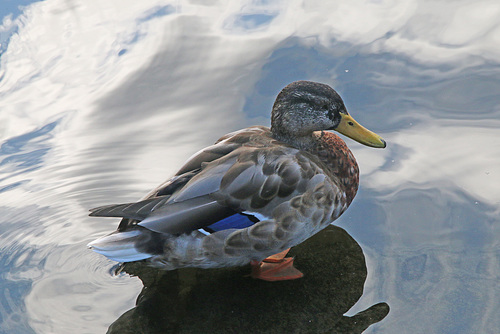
[107,225,389,333]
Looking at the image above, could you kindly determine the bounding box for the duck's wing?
[139,141,242,199]
[136,144,322,235]
[90,194,237,235]
[89,139,244,233]
[88,166,202,220]
[89,196,171,220]
[90,127,325,237]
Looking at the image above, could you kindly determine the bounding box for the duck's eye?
[348,121,354,126]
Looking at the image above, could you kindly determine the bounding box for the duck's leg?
[250,248,304,281]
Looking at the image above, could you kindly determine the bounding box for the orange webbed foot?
[250,248,304,282]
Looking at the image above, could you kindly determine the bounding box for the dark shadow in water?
[107,225,389,333]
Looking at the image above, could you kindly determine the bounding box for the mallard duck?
[88,81,386,281]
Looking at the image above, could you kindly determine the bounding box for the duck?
[87,80,386,281]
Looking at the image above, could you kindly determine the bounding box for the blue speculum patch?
[204,213,259,233]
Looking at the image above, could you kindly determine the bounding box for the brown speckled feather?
[310,131,359,205]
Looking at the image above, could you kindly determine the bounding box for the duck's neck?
[271,129,320,152]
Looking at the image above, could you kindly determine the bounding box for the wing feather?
[89,196,170,220]
[138,195,235,235]
[174,142,241,175]
[91,128,333,237]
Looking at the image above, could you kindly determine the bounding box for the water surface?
[0,1,499,333]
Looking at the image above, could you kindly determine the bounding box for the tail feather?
[87,229,153,262]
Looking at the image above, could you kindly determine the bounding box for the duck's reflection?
[107,225,389,333]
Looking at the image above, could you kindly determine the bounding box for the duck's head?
[271,81,386,148]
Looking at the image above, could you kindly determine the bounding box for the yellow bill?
[335,113,386,148]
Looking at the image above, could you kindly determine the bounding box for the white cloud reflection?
[0,0,499,333]
[356,118,500,206]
